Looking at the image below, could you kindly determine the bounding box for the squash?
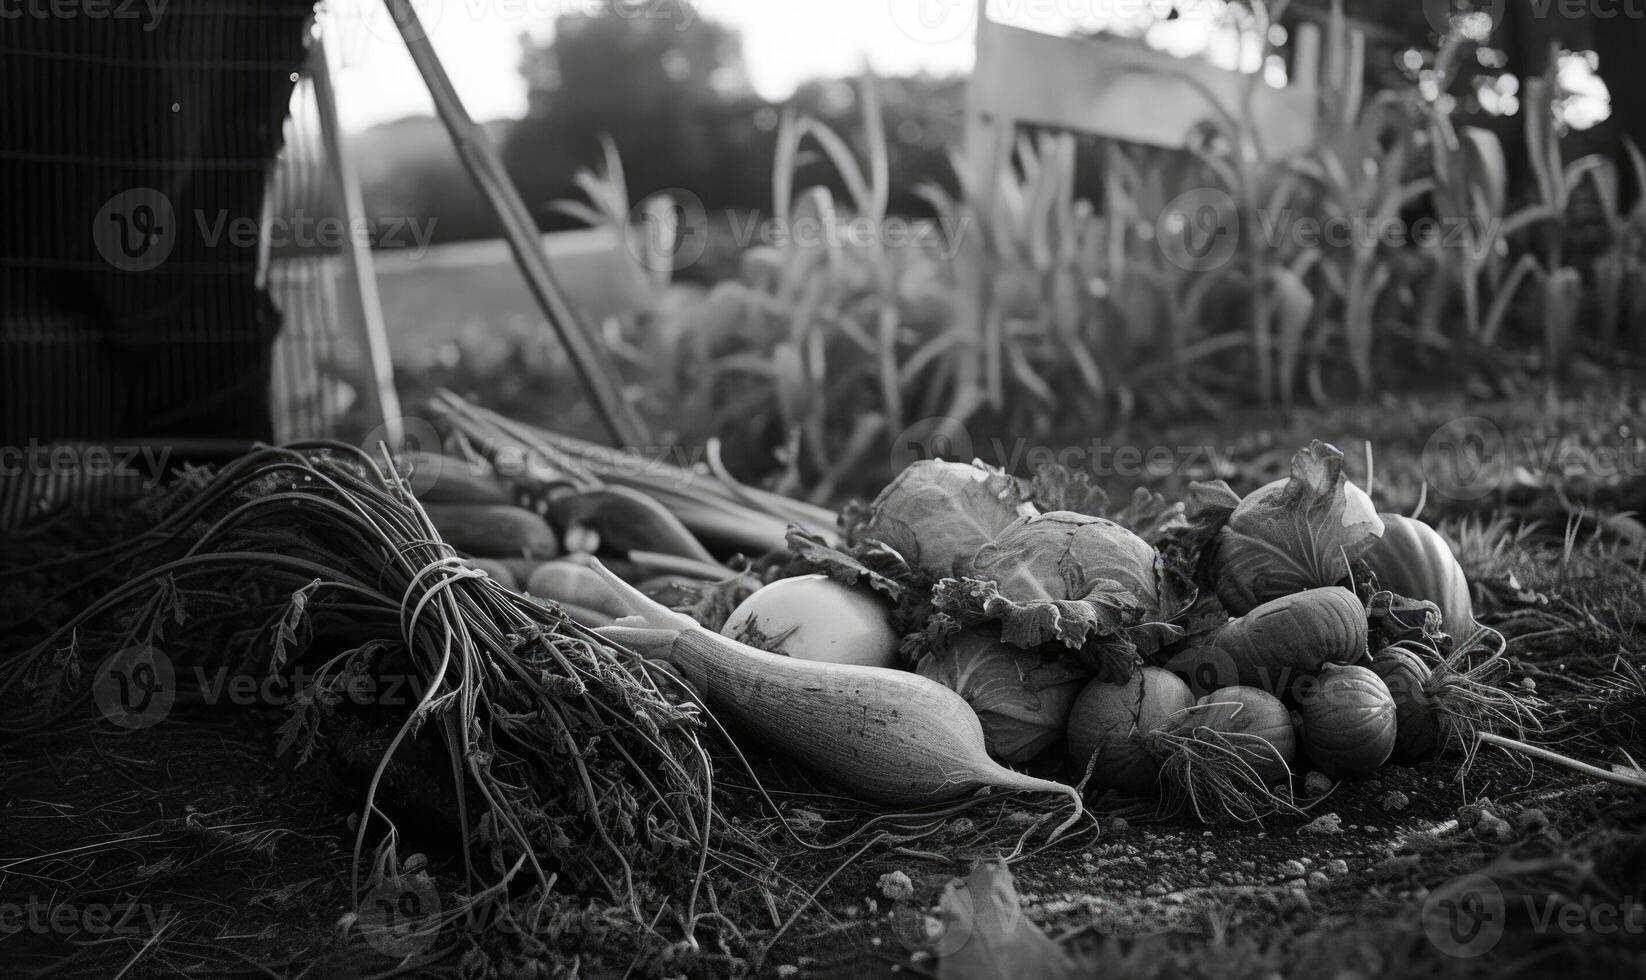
[545,486,718,566]
[1297,664,1397,778]
[526,560,634,627]
[1149,686,1298,822]
[721,575,899,669]
[422,504,560,560]
[1370,642,1539,766]
[398,451,513,506]
[1177,687,1298,786]
[1067,667,1193,791]
[1371,645,1445,763]
[1362,514,1481,642]
[584,561,1083,834]
[1161,587,1368,700]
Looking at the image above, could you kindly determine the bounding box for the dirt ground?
[3,381,1644,979]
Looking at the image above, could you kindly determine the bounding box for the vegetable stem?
[1476,732,1646,789]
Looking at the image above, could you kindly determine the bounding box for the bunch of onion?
[1069,670,1299,824]
[1372,636,1544,769]
[0,444,746,955]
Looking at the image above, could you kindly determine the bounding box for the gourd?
[399,451,513,506]
[1067,667,1193,790]
[1370,642,1539,765]
[721,575,900,669]
[526,560,632,627]
[1161,587,1368,699]
[583,561,1083,834]
[422,504,559,560]
[1362,514,1482,643]
[1178,687,1298,787]
[1297,664,1397,778]
[1370,645,1445,763]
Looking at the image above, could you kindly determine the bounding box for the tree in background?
[502,1,766,221]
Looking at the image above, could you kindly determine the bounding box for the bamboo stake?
[383,0,648,448]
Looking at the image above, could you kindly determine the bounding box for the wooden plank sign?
[968,18,1321,159]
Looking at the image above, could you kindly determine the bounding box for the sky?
[325,0,1607,133]
[325,0,1177,131]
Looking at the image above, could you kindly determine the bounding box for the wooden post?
[310,34,404,446]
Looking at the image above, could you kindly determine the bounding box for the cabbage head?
[930,511,1184,679]
[916,629,1084,763]
[1211,441,1384,615]
[858,460,1037,580]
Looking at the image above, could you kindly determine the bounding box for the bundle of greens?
[0,443,751,964]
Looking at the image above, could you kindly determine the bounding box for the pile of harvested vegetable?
[2,390,1643,978]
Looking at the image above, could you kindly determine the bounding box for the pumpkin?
[1371,645,1445,763]
[1178,687,1298,786]
[1298,664,1397,778]
[1067,667,1193,791]
[1362,514,1481,642]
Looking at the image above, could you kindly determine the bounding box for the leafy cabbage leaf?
[1211,441,1384,614]
[857,460,1037,580]
[927,512,1185,679]
[916,629,1085,763]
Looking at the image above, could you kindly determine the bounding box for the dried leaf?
[936,861,1072,980]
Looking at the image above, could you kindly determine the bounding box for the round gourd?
[1371,646,1445,763]
[1067,668,1192,791]
[1184,687,1297,786]
[1298,664,1397,778]
[1362,514,1480,641]
[720,575,899,668]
